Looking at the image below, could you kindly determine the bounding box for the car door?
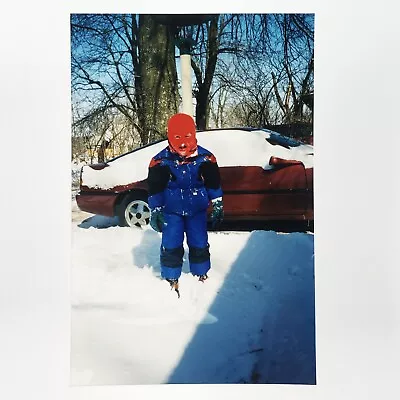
[220,160,308,219]
[198,129,310,220]
[260,158,309,217]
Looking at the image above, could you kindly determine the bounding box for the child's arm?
[200,154,223,201]
[147,157,170,209]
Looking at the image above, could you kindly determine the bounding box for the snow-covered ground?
[71,196,316,385]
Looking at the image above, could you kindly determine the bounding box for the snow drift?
[70,212,315,385]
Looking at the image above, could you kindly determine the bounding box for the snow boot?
[166,278,180,298]
[197,274,208,283]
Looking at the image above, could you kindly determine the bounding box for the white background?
[0,1,399,399]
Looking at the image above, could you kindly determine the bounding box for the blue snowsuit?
[147,145,223,280]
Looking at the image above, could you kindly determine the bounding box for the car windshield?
[262,129,302,148]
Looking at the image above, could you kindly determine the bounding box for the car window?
[262,130,302,149]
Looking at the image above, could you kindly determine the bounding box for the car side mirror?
[269,156,303,167]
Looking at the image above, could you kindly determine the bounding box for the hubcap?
[125,200,150,227]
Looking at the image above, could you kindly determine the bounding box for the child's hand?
[210,198,224,229]
[150,207,165,232]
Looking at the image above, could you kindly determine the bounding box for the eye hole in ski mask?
[167,114,198,158]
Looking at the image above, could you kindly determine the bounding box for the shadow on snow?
[131,225,316,384]
[76,214,316,384]
[164,230,316,384]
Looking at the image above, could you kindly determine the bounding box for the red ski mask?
[167,113,197,158]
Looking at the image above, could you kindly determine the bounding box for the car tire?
[117,192,150,228]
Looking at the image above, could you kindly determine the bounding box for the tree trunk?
[194,16,219,130]
[293,51,314,121]
[138,15,179,143]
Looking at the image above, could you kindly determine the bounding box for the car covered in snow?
[76,128,314,228]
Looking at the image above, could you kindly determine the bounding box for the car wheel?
[118,193,151,228]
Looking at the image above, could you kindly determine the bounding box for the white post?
[180,53,193,117]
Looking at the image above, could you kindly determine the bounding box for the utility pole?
[176,36,195,117]
[152,15,215,120]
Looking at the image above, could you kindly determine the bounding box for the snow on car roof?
[81,128,313,190]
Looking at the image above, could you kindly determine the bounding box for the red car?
[76,128,313,228]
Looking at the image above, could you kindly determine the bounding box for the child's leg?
[185,211,210,276]
[160,213,185,280]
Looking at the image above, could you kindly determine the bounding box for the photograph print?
[70,13,315,385]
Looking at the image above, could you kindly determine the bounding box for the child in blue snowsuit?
[147,113,223,295]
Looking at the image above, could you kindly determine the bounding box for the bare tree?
[268,14,314,124]
[72,104,113,163]
[71,13,314,159]
[71,14,179,148]
[185,14,313,129]
[138,15,179,142]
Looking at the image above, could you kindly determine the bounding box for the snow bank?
[71,220,315,385]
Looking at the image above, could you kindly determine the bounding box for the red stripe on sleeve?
[206,154,217,163]
[149,158,161,168]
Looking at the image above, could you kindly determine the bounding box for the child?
[147,113,223,297]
